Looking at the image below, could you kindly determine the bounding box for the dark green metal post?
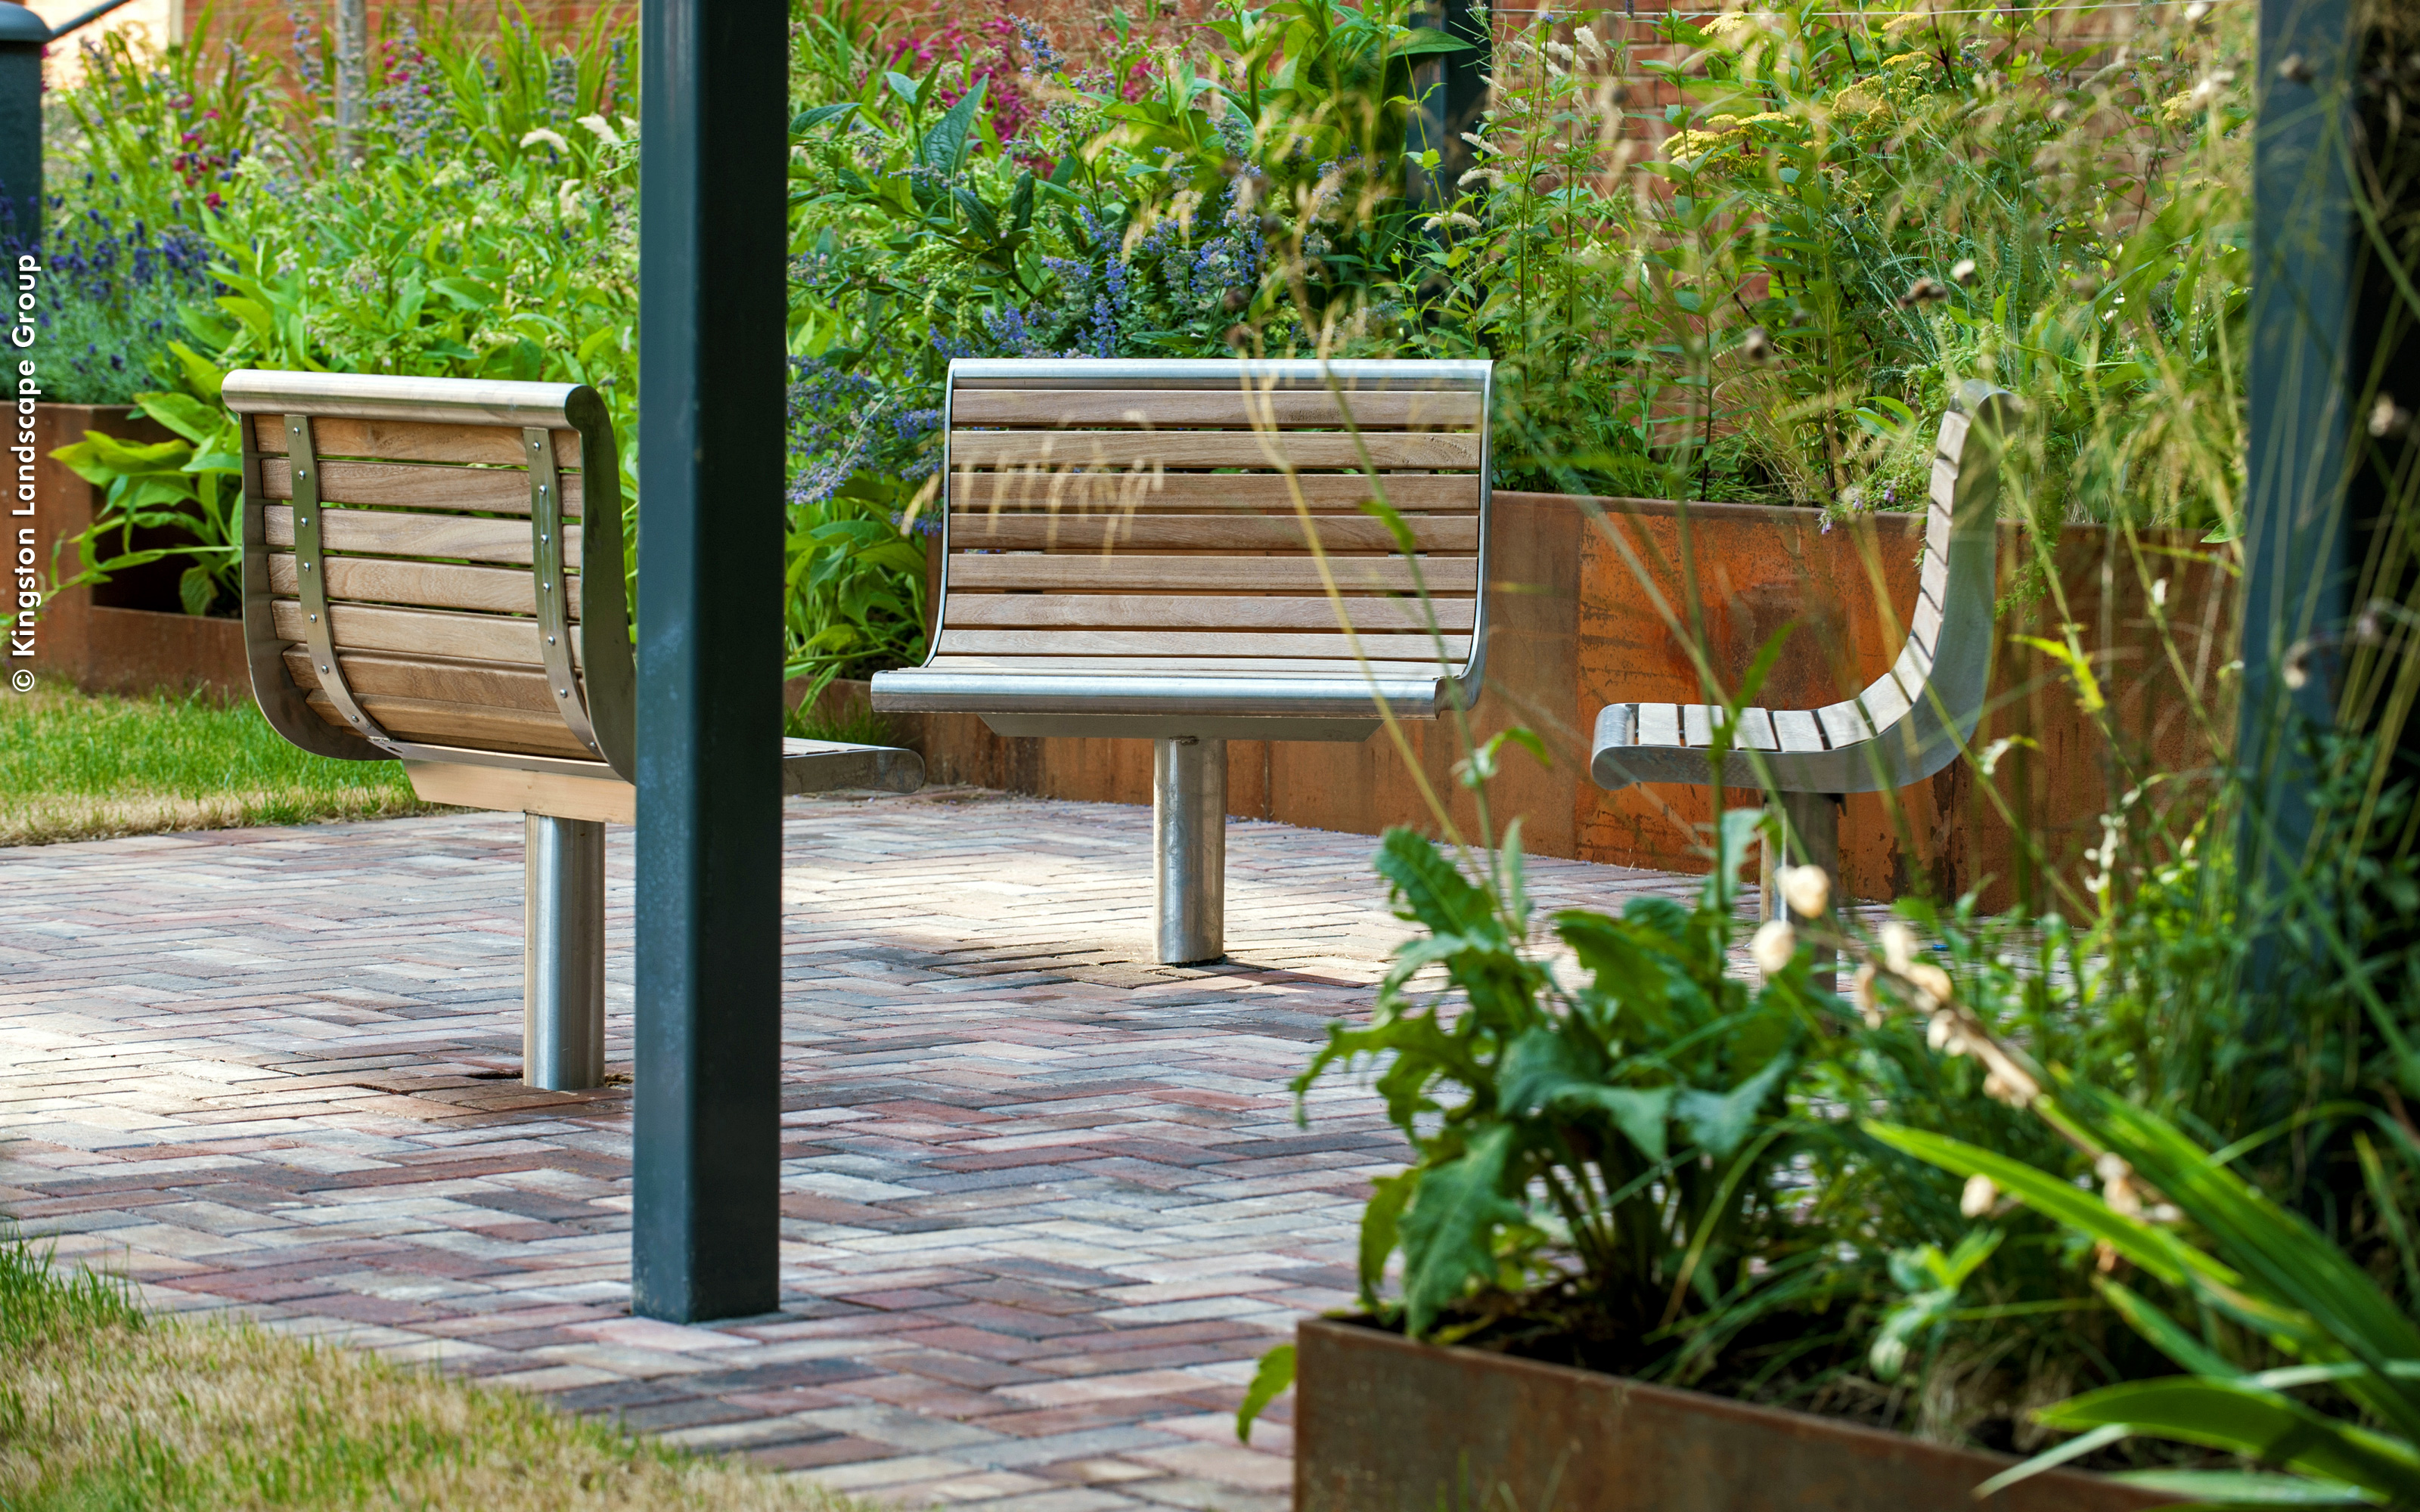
[0,5,46,248]
[2239,0,2419,951]
[632,0,790,1324]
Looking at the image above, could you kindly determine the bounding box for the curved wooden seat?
[224,371,925,1089]
[871,357,1493,964]
[224,372,925,815]
[871,357,1493,742]
[1590,383,2016,797]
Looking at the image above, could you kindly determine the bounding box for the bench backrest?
[224,373,632,779]
[1592,381,2015,795]
[931,358,1493,692]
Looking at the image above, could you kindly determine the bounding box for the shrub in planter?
[1248,779,2419,1501]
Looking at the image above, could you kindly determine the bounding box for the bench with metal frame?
[1588,382,2017,928]
[871,357,1494,965]
[225,371,925,1089]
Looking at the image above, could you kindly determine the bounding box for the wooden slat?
[945,555,1475,594]
[1637,703,1680,748]
[949,388,1484,430]
[284,646,562,713]
[303,690,594,758]
[271,599,570,667]
[948,429,1482,472]
[1773,709,1825,752]
[923,655,1448,677]
[951,470,1480,513]
[945,512,1475,555]
[254,415,581,467]
[1910,588,1944,652]
[405,761,634,824]
[939,593,1475,633]
[259,457,585,518]
[1858,668,1913,731]
[1926,497,1953,562]
[1731,708,1779,751]
[265,506,581,569]
[935,629,1469,661]
[1683,704,1713,747]
[271,553,578,618]
[1928,456,1959,516]
[1817,699,1874,748]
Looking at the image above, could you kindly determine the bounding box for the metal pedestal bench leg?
[525,813,606,1090]
[1153,737,1226,965]
[1773,791,1841,993]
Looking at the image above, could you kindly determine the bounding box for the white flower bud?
[1751,919,1798,975]
[1780,865,1831,919]
[1852,964,1882,1027]
[1926,1012,1956,1051]
[1880,921,1917,974]
[1960,1173,1998,1218]
[1905,962,1954,1006]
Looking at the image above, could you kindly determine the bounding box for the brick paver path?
[0,790,1702,1510]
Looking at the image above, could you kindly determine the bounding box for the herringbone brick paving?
[0,789,1705,1510]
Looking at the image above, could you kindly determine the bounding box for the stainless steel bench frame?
[874,358,1494,964]
[225,372,923,1088]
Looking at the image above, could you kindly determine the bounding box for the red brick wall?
[196,0,634,65]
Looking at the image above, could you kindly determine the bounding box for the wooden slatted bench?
[871,357,1494,963]
[224,371,924,1089]
[1589,382,2017,934]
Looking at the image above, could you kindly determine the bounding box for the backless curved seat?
[225,371,923,1088]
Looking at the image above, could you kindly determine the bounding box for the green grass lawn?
[0,1237,859,1511]
[0,680,436,847]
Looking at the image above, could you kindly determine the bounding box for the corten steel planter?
[1292,1317,2176,1512]
[28,402,249,699]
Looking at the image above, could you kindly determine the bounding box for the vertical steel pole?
[2239,0,2418,974]
[1153,736,1227,965]
[0,5,45,250]
[633,0,789,1325]
[524,814,605,1092]
[2240,0,2360,943]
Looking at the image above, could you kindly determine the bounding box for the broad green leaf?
[1398,1123,1527,1337]
[1390,26,1471,57]
[1235,1343,1295,1443]
[918,78,987,175]
[135,391,222,445]
[1565,1084,1674,1166]
[1675,1052,1792,1158]
[1358,1170,1412,1303]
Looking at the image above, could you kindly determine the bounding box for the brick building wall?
[190,0,634,66]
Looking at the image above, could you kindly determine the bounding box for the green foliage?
[1405,2,2251,520]
[50,370,243,615]
[1302,810,1857,1363]
[1872,1082,2420,1509]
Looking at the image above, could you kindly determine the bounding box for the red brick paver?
[0,789,1701,1510]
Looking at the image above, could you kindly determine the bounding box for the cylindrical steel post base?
[1153,737,1227,965]
[1773,790,1841,993]
[525,813,606,1089]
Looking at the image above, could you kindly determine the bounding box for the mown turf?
[0,1236,863,1511]
[0,680,435,845]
